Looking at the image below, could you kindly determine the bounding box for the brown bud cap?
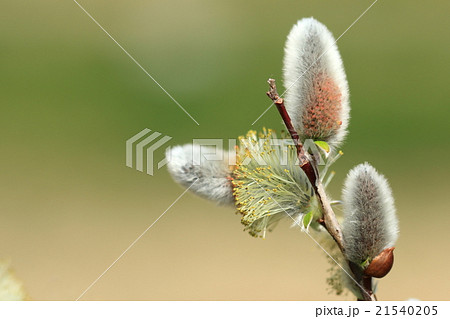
[364,247,395,278]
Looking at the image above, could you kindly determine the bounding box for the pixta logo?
[126,129,172,176]
[126,129,329,176]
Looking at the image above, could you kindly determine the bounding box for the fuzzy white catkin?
[283,17,350,148]
[342,163,399,264]
[166,144,234,205]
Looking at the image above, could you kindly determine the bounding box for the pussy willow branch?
[266,79,316,183]
[266,78,374,301]
[266,79,344,252]
[349,262,377,301]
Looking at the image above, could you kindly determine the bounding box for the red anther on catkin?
[302,74,342,140]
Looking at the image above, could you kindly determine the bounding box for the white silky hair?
[342,163,399,264]
[166,144,235,205]
[283,17,350,148]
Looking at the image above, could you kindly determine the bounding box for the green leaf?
[302,211,314,230]
[360,257,371,269]
[314,140,330,153]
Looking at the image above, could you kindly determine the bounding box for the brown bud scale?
[364,247,395,278]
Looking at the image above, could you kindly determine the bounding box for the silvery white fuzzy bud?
[166,144,234,205]
[342,163,399,265]
[0,261,27,301]
[283,18,350,149]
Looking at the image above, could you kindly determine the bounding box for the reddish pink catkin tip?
[302,74,342,140]
[364,247,395,278]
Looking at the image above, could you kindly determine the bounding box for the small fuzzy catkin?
[166,144,235,205]
[341,163,399,265]
[283,18,350,149]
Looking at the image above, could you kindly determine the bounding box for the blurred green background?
[1,0,449,300]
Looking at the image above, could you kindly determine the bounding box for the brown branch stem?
[266,78,374,301]
[349,262,377,301]
[266,79,344,251]
[315,182,344,252]
[266,79,316,183]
